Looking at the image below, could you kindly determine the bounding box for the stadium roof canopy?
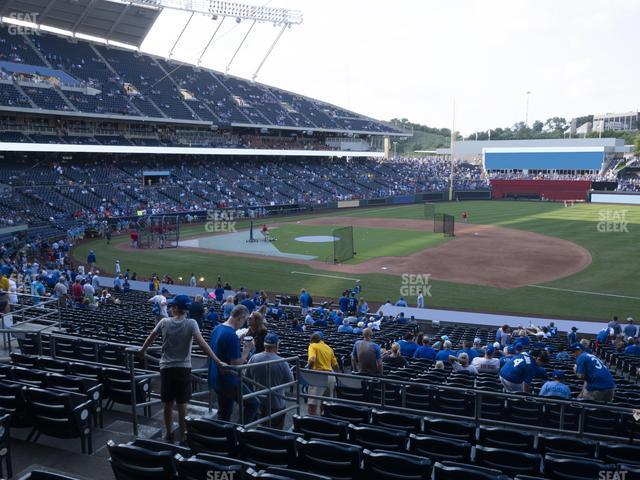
[1,0,161,46]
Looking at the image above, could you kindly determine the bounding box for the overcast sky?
[141,0,639,134]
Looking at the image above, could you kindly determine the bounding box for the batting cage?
[137,215,180,248]
[424,202,436,219]
[333,226,355,263]
[433,213,455,237]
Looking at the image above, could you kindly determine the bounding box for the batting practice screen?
[333,226,355,263]
[424,202,436,219]
[433,213,455,237]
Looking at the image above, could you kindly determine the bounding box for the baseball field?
[73,200,640,321]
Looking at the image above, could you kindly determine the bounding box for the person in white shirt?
[115,260,121,275]
[77,264,85,276]
[148,289,169,321]
[190,273,197,288]
[471,345,501,373]
[416,290,425,308]
[449,352,478,375]
[8,275,18,305]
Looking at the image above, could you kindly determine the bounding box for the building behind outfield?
[437,138,630,175]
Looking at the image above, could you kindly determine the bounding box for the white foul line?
[291,271,360,282]
[527,284,640,300]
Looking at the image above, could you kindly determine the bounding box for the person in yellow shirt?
[307,332,338,415]
[0,274,10,306]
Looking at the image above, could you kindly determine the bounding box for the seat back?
[598,443,640,466]
[422,418,475,443]
[347,424,407,452]
[408,434,471,463]
[175,454,247,480]
[537,435,597,458]
[475,445,541,477]
[478,426,535,450]
[185,416,238,455]
[238,427,298,468]
[371,410,422,433]
[10,352,37,368]
[107,441,177,480]
[296,438,362,480]
[543,453,607,480]
[291,414,349,441]
[323,402,371,424]
[0,381,30,427]
[36,358,71,375]
[432,461,508,480]
[131,438,191,456]
[260,467,332,480]
[17,470,82,480]
[25,387,90,438]
[363,449,431,480]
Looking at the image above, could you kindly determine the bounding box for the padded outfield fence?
[333,226,355,263]
[434,213,455,237]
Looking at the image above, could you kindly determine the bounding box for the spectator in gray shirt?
[138,294,224,443]
[247,332,293,429]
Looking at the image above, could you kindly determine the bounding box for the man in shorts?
[307,332,338,415]
[138,294,224,443]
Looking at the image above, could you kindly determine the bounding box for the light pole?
[525,91,532,126]
[393,141,397,159]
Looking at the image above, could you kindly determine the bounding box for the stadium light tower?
[525,90,532,126]
[448,100,456,201]
[127,0,303,79]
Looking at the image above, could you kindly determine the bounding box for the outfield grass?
[271,224,448,263]
[74,201,640,321]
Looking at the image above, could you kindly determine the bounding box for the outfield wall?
[490,179,591,201]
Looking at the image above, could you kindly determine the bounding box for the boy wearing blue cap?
[138,294,224,443]
[538,370,571,399]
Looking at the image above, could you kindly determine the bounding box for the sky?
[140,0,640,134]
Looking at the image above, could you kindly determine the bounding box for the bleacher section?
[0,25,400,135]
[3,286,639,479]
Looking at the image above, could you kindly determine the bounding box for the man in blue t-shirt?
[347,293,358,314]
[624,339,640,356]
[435,341,455,364]
[395,297,408,307]
[499,348,547,393]
[413,338,436,360]
[572,343,616,402]
[623,318,637,339]
[337,319,353,334]
[567,327,578,345]
[208,304,259,422]
[398,332,418,357]
[31,276,46,305]
[299,289,311,315]
[338,292,349,313]
[595,327,611,346]
[456,340,478,361]
[214,284,225,302]
[538,370,571,399]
